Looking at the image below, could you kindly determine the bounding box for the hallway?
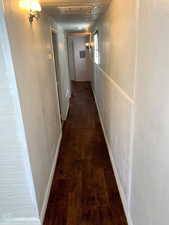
[1,0,169,224]
[44,82,127,225]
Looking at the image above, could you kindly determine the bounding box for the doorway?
[67,33,91,82]
[51,30,63,124]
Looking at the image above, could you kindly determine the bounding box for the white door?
[73,35,91,81]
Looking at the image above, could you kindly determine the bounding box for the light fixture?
[85,42,90,48]
[19,0,42,24]
[85,42,94,49]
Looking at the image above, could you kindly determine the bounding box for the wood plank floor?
[44,82,127,225]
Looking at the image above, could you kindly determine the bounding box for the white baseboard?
[40,132,62,224]
[93,93,133,225]
[62,99,70,121]
[65,101,70,120]
[0,218,41,225]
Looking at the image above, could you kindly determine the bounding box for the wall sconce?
[85,42,94,49]
[19,0,42,24]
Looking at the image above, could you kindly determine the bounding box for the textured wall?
[92,0,137,215]
[2,0,63,220]
[130,0,169,225]
[96,0,137,97]
[93,0,169,225]
[0,1,39,224]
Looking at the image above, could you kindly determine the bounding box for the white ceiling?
[41,0,111,31]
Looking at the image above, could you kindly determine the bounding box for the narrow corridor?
[44,82,127,225]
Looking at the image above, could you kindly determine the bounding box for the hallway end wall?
[67,33,92,82]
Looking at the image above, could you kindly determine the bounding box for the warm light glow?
[30,1,41,12]
[19,0,41,12]
[85,42,94,48]
[19,0,30,10]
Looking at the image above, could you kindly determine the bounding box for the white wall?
[0,1,39,224]
[1,0,70,223]
[73,34,91,81]
[93,0,169,225]
[92,0,137,219]
[130,1,169,225]
[67,35,76,81]
[67,33,91,82]
[55,25,71,120]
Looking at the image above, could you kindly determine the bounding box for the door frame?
[67,34,76,81]
[50,26,62,127]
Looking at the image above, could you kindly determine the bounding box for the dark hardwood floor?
[44,82,127,225]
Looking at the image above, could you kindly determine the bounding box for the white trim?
[50,26,58,34]
[93,92,134,225]
[49,26,62,127]
[0,218,41,225]
[128,0,140,211]
[64,100,70,121]
[40,132,62,223]
[62,89,70,121]
[94,63,135,105]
